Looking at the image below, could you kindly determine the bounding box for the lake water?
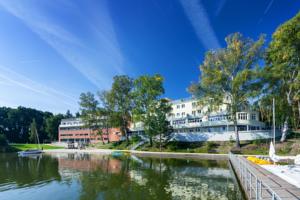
[0,153,245,200]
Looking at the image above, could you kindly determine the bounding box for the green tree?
[29,119,38,143]
[0,106,59,143]
[45,114,64,141]
[144,99,172,149]
[190,33,265,148]
[0,134,7,146]
[97,91,113,143]
[79,92,99,142]
[133,75,169,147]
[265,12,300,141]
[64,110,73,118]
[133,74,165,118]
[106,75,134,142]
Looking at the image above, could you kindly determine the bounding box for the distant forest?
[0,107,76,143]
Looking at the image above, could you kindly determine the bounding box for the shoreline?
[43,149,228,159]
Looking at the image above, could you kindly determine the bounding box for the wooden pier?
[229,153,300,200]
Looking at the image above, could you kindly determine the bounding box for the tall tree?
[29,119,38,143]
[97,91,112,143]
[79,92,99,142]
[144,98,172,149]
[190,33,265,148]
[45,114,64,141]
[133,74,167,146]
[64,110,73,118]
[265,12,300,141]
[0,106,63,143]
[106,75,134,142]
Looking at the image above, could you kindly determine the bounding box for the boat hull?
[18,150,43,157]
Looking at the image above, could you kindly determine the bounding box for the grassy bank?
[93,132,300,155]
[0,143,64,152]
[10,143,64,151]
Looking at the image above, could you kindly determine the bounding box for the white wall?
[171,130,280,142]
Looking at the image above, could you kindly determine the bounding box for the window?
[188,118,201,123]
[238,113,247,120]
[192,111,196,115]
[197,110,201,114]
[176,113,180,117]
[192,102,196,108]
[181,104,185,108]
[176,105,180,109]
[181,112,185,116]
[251,113,256,120]
[172,119,186,125]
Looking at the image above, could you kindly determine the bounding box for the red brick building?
[58,118,122,143]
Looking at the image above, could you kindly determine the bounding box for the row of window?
[173,110,202,117]
[188,118,202,123]
[237,113,257,121]
[59,127,89,131]
[60,134,73,136]
[208,115,229,121]
[61,122,83,126]
[60,133,89,137]
[176,104,185,109]
[175,102,200,109]
[173,125,262,133]
[172,119,186,125]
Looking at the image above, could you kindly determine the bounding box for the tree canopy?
[190,33,265,147]
[263,11,300,140]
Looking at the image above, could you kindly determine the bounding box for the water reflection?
[0,153,244,200]
[0,153,60,190]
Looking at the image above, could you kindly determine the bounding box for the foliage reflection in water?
[0,153,245,200]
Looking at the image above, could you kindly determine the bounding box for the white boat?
[18,126,43,157]
[18,149,43,157]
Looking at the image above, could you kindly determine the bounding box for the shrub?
[204,141,214,151]
[229,136,235,144]
[0,134,7,146]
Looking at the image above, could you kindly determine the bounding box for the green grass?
[92,138,300,156]
[10,143,64,151]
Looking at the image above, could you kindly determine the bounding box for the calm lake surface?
[0,153,245,200]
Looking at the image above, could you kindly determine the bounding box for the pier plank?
[230,154,300,200]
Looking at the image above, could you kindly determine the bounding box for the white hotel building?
[131,97,275,142]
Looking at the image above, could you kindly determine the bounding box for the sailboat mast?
[273,98,276,146]
[36,129,41,150]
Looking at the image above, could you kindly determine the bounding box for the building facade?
[58,118,122,143]
[59,97,271,143]
[168,97,265,133]
[130,97,273,142]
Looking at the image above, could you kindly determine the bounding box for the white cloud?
[264,0,274,15]
[258,0,275,24]
[0,65,78,109]
[0,0,126,89]
[215,0,227,17]
[179,0,220,50]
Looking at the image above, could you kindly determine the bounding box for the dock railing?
[229,152,282,200]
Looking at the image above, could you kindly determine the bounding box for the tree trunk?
[234,119,240,148]
[106,126,110,144]
[159,133,162,152]
[150,136,153,147]
[124,128,129,143]
[102,134,105,144]
[122,115,129,143]
[280,117,288,142]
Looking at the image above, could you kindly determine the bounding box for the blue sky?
[0,0,299,114]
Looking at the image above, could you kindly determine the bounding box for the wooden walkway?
[229,153,300,200]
